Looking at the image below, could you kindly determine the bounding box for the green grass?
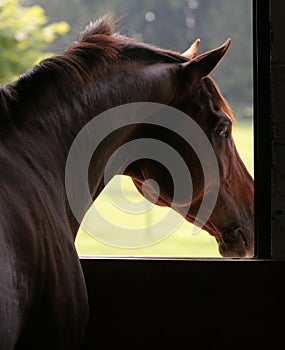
[75,119,253,257]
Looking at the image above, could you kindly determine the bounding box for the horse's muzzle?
[218,227,254,258]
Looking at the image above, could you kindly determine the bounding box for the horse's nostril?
[234,227,245,235]
[233,227,248,247]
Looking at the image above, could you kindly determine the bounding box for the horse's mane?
[0,15,233,124]
[78,16,187,66]
[20,15,187,87]
[0,16,186,122]
[0,87,9,116]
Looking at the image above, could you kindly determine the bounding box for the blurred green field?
[75,119,253,257]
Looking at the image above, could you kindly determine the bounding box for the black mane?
[79,16,187,64]
[1,16,235,134]
[17,15,187,87]
[0,16,187,128]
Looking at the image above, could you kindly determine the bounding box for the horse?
[0,16,253,349]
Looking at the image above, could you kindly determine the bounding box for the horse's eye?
[216,123,230,138]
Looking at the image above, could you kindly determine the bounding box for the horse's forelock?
[202,76,235,122]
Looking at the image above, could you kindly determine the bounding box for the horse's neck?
[4,61,177,238]
[61,61,177,186]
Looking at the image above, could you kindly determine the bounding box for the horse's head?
[130,39,254,257]
[58,19,253,256]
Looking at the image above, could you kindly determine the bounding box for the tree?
[0,0,69,84]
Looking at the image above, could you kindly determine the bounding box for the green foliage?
[0,0,69,84]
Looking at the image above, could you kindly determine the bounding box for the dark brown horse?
[0,16,253,349]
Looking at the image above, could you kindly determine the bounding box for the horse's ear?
[182,38,200,59]
[180,38,231,81]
